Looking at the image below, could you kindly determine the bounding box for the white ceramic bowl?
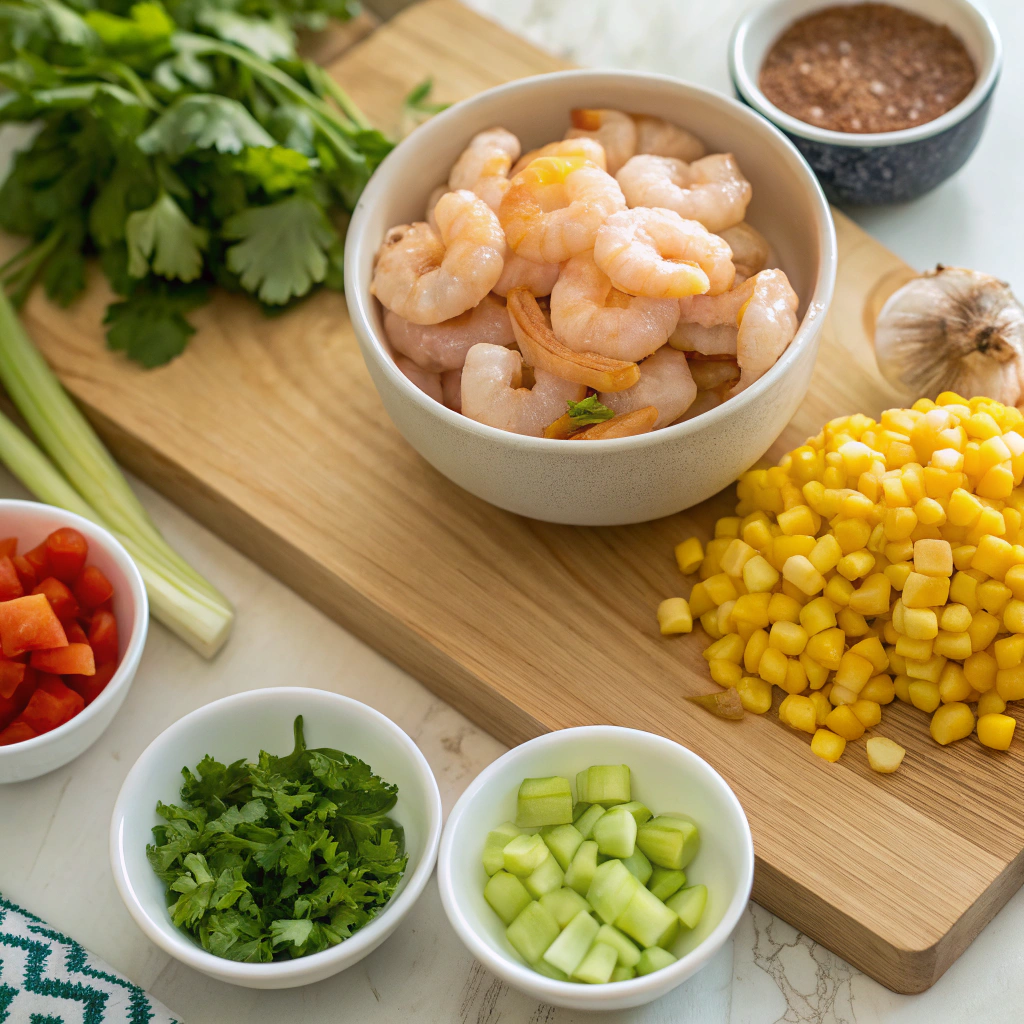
[437,727,754,1011]
[0,500,147,784]
[345,69,836,526]
[110,687,442,989]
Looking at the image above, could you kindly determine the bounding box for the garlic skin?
[874,266,1024,406]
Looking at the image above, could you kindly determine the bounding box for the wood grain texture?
[1,0,1021,993]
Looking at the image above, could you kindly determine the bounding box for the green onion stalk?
[0,289,233,657]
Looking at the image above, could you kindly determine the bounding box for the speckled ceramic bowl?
[730,0,1001,205]
[345,70,836,526]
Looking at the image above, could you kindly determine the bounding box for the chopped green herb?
[404,77,450,117]
[147,715,408,961]
[567,396,616,426]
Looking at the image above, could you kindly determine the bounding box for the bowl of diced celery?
[437,726,753,1011]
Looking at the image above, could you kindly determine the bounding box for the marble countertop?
[2,1,1024,1021]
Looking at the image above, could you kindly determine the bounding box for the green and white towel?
[0,894,181,1023]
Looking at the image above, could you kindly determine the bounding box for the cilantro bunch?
[148,715,408,961]
[0,0,391,366]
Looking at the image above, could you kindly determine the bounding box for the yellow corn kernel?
[808,534,843,575]
[1004,599,1024,633]
[808,690,832,725]
[977,691,1008,717]
[768,619,806,656]
[736,675,773,714]
[714,516,741,539]
[996,665,1024,701]
[833,518,871,555]
[703,633,745,664]
[914,497,947,526]
[938,662,972,703]
[840,491,877,520]
[743,629,770,674]
[948,487,983,527]
[806,627,845,670]
[882,476,911,507]
[894,632,932,660]
[933,630,972,660]
[777,505,820,537]
[700,537,731,579]
[966,411,1001,439]
[742,518,773,552]
[1006,564,1024,599]
[893,674,912,702]
[811,729,846,763]
[971,535,1015,580]
[949,571,979,612]
[883,619,900,644]
[939,603,972,632]
[848,636,888,673]
[913,538,953,578]
[834,651,873,694]
[994,633,1024,669]
[709,659,743,687]
[884,561,913,590]
[977,713,1016,750]
[700,610,722,639]
[758,646,788,686]
[719,538,756,577]
[860,674,896,704]
[688,581,714,619]
[657,598,693,635]
[837,549,875,581]
[799,596,837,636]
[967,506,1008,546]
[836,607,869,636]
[799,652,830,689]
[770,534,817,572]
[901,572,950,609]
[824,575,855,607]
[781,694,816,734]
[732,592,772,629]
[952,544,977,571]
[782,555,826,595]
[703,572,738,607]
[866,736,906,773]
[735,620,757,642]
[851,699,882,728]
[977,581,1011,616]
[825,704,865,740]
[909,680,941,712]
[977,465,1015,500]
[675,537,705,574]
[964,650,997,692]
[717,600,736,636]
[781,657,808,695]
[924,467,961,502]
[906,653,947,683]
[740,555,778,595]
[867,522,887,553]
[885,538,915,563]
[822,466,846,489]
[930,702,975,745]
[902,606,939,640]
[848,573,892,616]
[764,592,799,625]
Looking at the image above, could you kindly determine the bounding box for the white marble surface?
[2,1,1024,1021]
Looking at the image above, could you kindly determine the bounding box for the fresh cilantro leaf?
[89,159,158,248]
[197,9,295,62]
[223,194,337,304]
[125,191,208,282]
[233,145,312,194]
[404,77,449,116]
[84,2,175,53]
[567,395,616,426]
[136,94,276,160]
[103,280,207,366]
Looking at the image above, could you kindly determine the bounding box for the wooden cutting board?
[2,0,1016,995]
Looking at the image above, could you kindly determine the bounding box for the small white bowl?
[437,726,753,1011]
[0,500,147,784]
[110,687,442,989]
[345,69,836,526]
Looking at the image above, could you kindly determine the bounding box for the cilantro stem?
[304,62,370,131]
[1,228,63,309]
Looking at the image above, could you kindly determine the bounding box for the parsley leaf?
[103,280,207,366]
[125,192,208,281]
[137,94,276,159]
[404,77,449,117]
[567,395,616,426]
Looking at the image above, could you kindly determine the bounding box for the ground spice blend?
[759,3,976,134]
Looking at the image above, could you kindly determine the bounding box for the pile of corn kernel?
[657,392,1024,770]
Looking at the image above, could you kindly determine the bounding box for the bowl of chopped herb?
[109,687,442,988]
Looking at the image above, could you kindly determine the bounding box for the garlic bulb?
[874,266,1024,406]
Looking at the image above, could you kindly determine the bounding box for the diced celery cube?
[586,859,640,925]
[616,800,653,826]
[667,884,708,930]
[595,923,641,967]
[593,806,637,859]
[610,965,636,982]
[647,866,686,902]
[656,916,679,950]
[530,959,568,981]
[572,801,591,823]
[635,946,677,976]
[482,822,522,876]
[539,886,590,929]
[542,910,599,975]
[542,823,584,871]
[564,840,599,897]
[503,834,549,877]
[524,853,564,899]
[635,816,700,870]
[506,901,560,964]
[620,848,653,885]
[574,804,606,840]
[577,765,631,806]
[517,776,573,828]
[484,870,533,925]
[615,885,678,948]
[572,941,618,984]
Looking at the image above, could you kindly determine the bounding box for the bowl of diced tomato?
[0,500,147,783]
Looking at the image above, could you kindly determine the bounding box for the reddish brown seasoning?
[759,3,977,134]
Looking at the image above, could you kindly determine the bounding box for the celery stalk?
[0,292,233,657]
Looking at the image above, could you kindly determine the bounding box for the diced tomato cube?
[0,594,69,658]
[24,542,49,579]
[0,667,34,730]
[32,577,79,622]
[64,620,88,645]
[0,658,26,700]
[0,555,24,601]
[73,565,114,611]
[19,678,84,734]
[30,643,95,676]
[11,555,36,591]
[0,721,37,746]
[89,610,119,665]
[0,538,17,558]
[65,659,117,706]
[45,528,88,584]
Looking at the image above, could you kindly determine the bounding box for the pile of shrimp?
[371,108,801,439]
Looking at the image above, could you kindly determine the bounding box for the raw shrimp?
[441,368,462,411]
[425,185,446,232]
[510,138,607,177]
[461,343,585,436]
[633,115,706,162]
[449,127,521,211]
[594,207,735,299]
[668,320,738,357]
[550,251,680,362]
[493,250,561,298]
[394,352,443,403]
[499,156,625,264]
[384,294,514,372]
[565,108,637,175]
[678,269,799,392]
[616,153,752,233]
[681,358,741,420]
[372,190,505,324]
[598,346,697,428]
[718,222,771,281]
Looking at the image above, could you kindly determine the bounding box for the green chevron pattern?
[0,895,180,1024]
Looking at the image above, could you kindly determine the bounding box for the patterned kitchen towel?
[0,893,181,1023]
